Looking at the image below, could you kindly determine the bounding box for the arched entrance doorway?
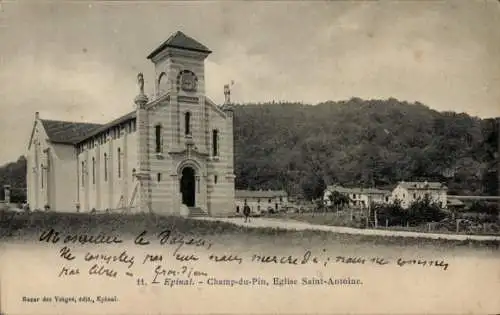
[180,167,196,207]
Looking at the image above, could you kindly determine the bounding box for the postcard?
[0,1,499,314]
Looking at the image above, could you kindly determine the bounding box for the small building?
[323,185,391,209]
[391,181,447,209]
[234,190,288,215]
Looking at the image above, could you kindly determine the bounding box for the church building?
[26,31,236,216]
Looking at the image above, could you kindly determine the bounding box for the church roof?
[147,31,212,59]
[75,111,136,144]
[40,119,102,145]
[37,96,224,146]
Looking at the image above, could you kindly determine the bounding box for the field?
[1,210,500,250]
[270,209,500,236]
[2,209,500,315]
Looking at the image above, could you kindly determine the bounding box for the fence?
[285,209,500,236]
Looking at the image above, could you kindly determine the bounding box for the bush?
[372,199,407,226]
[372,197,447,227]
[406,196,447,225]
[468,201,499,216]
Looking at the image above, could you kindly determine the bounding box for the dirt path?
[195,217,500,241]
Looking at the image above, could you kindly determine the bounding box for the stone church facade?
[26,31,236,216]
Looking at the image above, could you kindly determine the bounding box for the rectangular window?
[212,129,219,156]
[214,175,218,184]
[117,148,121,178]
[92,157,96,184]
[157,173,162,182]
[185,112,191,135]
[104,153,108,182]
[155,125,162,153]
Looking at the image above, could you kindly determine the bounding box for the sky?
[0,0,499,165]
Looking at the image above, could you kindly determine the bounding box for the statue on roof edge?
[137,73,144,95]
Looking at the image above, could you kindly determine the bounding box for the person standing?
[243,202,251,223]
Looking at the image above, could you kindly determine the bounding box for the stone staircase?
[188,207,208,217]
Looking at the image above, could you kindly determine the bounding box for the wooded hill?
[1,98,498,201]
[232,98,498,199]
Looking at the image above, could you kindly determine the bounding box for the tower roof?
[147,31,212,59]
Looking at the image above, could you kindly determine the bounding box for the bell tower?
[147,31,212,98]
[147,31,212,151]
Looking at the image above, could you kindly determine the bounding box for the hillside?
[0,98,498,202]
[0,156,27,202]
[233,98,499,198]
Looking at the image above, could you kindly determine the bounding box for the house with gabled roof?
[26,31,236,216]
[234,189,288,215]
[323,184,391,209]
[391,181,448,209]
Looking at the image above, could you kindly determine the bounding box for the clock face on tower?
[177,70,198,93]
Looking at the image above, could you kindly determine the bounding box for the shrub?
[468,201,499,216]
[406,196,447,225]
[371,197,447,227]
[372,199,408,226]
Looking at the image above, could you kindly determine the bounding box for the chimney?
[35,112,40,120]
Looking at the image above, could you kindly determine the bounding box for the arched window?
[117,148,121,178]
[92,157,96,184]
[185,112,191,135]
[155,125,162,153]
[104,153,108,182]
[212,129,219,156]
[158,72,168,95]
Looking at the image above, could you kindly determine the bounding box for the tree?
[232,99,496,197]
[328,191,351,211]
[407,195,446,225]
[300,173,326,201]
